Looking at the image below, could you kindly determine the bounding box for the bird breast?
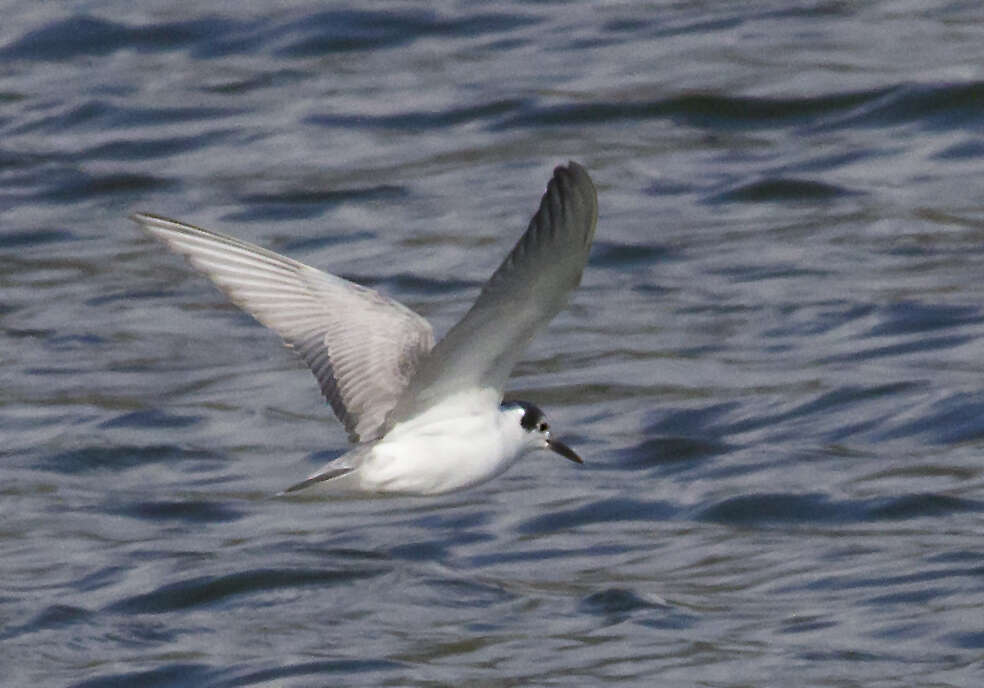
[359,411,526,495]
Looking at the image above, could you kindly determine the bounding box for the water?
[2,2,984,686]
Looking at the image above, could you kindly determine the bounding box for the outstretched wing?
[131,214,434,443]
[386,161,597,426]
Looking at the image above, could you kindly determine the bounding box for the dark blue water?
[3,3,984,686]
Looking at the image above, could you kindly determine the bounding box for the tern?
[132,161,597,495]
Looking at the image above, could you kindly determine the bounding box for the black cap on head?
[502,400,546,431]
[501,401,582,464]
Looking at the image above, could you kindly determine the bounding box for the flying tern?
[132,161,598,495]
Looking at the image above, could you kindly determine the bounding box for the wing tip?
[130,212,214,244]
[555,159,592,185]
[546,160,598,246]
[130,211,180,229]
[553,160,597,203]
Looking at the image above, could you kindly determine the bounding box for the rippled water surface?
[3,2,984,686]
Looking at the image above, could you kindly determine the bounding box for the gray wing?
[131,214,434,444]
[386,161,597,426]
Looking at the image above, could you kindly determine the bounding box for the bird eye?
[539,422,549,432]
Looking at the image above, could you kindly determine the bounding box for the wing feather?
[131,213,434,443]
[387,161,597,425]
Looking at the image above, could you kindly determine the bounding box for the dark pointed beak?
[547,437,583,464]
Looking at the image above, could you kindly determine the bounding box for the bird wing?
[131,214,434,444]
[386,161,597,426]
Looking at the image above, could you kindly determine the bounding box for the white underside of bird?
[132,161,598,496]
[321,391,524,495]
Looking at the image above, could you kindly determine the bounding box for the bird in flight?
[132,161,598,495]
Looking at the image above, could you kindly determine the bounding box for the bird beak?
[547,437,583,464]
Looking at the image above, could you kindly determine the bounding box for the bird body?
[356,395,528,495]
[133,162,598,496]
